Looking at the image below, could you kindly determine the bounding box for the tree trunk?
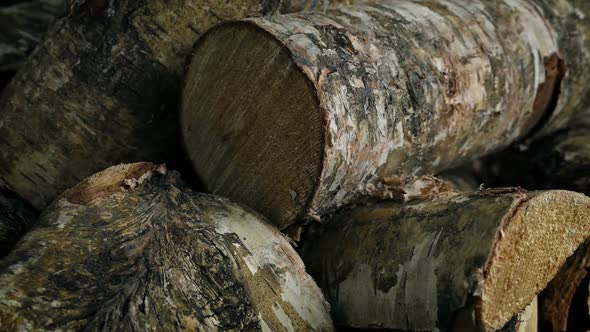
[0,0,341,210]
[0,162,333,331]
[0,190,37,258]
[181,0,589,230]
[299,189,590,331]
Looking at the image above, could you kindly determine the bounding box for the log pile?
[1,0,590,331]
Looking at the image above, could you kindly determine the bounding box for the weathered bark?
[0,0,65,72]
[0,162,333,331]
[475,127,590,196]
[539,239,590,332]
[0,190,37,258]
[299,189,590,331]
[0,0,347,210]
[532,0,590,136]
[182,0,589,229]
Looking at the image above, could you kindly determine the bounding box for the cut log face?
[0,163,333,331]
[0,190,37,258]
[300,189,590,331]
[182,0,589,229]
[0,0,336,210]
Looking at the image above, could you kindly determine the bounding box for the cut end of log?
[481,190,590,329]
[60,162,164,205]
[181,22,324,229]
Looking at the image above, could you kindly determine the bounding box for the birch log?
[299,189,590,331]
[181,0,590,229]
[0,190,37,258]
[0,0,348,210]
[0,163,333,331]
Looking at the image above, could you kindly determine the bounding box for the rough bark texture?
[0,0,65,72]
[0,190,37,258]
[0,0,346,210]
[0,163,333,331]
[475,127,590,196]
[300,189,590,331]
[532,1,590,136]
[539,239,590,332]
[182,0,590,229]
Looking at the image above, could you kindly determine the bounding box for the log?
[0,162,333,331]
[0,190,37,258]
[299,189,590,330]
[475,127,590,196]
[181,0,590,229]
[0,0,65,72]
[0,0,342,210]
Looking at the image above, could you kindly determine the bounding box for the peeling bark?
[182,0,590,229]
[0,163,333,331]
[0,0,341,209]
[300,189,590,331]
[531,0,590,136]
[0,190,37,258]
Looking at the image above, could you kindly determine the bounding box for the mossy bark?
[0,190,37,258]
[300,189,590,331]
[182,0,590,229]
[0,163,333,331]
[0,0,341,209]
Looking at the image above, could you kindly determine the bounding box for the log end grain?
[481,190,590,329]
[181,22,325,230]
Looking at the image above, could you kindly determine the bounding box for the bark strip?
[182,0,590,229]
[0,163,333,331]
[300,189,590,331]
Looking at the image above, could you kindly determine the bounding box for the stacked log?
[181,0,590,229]
[300,189,590,330]
[0,0,589,331]
[0,0,346,210]
[0,163,333,331]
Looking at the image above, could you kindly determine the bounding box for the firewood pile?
[1,0,590,331]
